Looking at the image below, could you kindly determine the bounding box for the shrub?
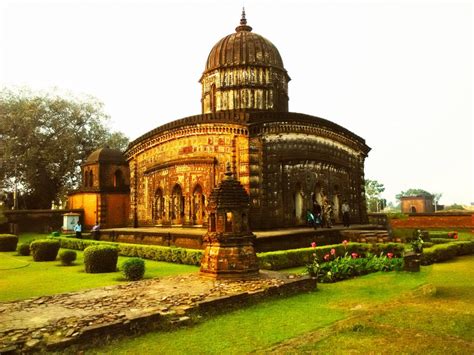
[17,242,31,256]
[122,258,145,281]
[84,245,118,273]
[59,250,77,266]
[307,253,403,283]
[51,231,61,237]
[421,241,474,265]
[30,239,61,261]
[57,237,203,266]
[0,234,19,251]
[258,242,404,270]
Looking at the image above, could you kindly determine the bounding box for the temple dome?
[85,147,125,164]
[204,21,285,73]
[200,9,290,114]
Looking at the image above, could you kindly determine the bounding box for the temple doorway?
[192,184,205,225]
[154,188,164,224]
[171,184,184,225]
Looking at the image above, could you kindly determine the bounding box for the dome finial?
[240,7,247,25]
[236,7,252,32]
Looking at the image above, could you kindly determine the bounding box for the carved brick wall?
[126,112,370,229]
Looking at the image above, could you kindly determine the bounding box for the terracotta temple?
[72,10,371,230]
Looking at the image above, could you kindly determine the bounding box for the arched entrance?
[294,183,304,225]
[332,185,340,223]
[171,184,184,225]
[192,184,205,225]
[153,188,164,224]
[410,206,417,213]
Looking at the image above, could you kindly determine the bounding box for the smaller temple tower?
[68,147,130,229]
[200,164,259,279]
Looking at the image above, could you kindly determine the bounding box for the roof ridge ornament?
[236,7,252,32]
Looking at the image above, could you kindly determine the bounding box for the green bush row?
[0,234,18,251]
[57,237,204,266]
[421,241,474,265]
[430,238,457,244]
[258,243,405,270]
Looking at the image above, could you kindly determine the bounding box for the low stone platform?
[98,224,384,252]
[0,272,315,353]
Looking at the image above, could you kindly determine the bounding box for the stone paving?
[0,271,314,353]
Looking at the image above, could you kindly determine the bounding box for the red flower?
[311,242,317,248]
[324,254,330,261]
[351,252,358,259]
[454,234,458,239]
[342,240,348,246]
[330,248,336,255]
[387,252,394,259]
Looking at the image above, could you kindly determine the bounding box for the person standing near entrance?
[74,221,82,239]
[342,201,350,227]
[323,198,332,228]
[91,223,100,240]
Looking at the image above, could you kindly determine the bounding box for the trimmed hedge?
[421,241,474,265]
[258,243,405,270]
[0,234,19,251]
[57,237,203,266]
[121,258,145,281]
[56,236,474,270]
[429,231,451,239]
[430,238,456,244]
[84,246,118,273]
[59,250,77,266]
[30,239,61,261]
[17,242,32,256]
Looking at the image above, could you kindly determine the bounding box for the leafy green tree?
[365,179,385,212]
[444,203,465,211]
[0,88,129,209]
[396,189,433,201]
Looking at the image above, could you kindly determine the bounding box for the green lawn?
[3,232,473,353]
[293,255,474,354]
[0,239,198,302]
[92,263,442,354]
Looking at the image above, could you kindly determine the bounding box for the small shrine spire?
[235,7,252,32]
[225,162,233,179]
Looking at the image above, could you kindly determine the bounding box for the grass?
[3,232,474,353]
[92,268,432,354]
[293,255,474,354]
[0,233,198,302]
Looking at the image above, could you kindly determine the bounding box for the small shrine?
[200,164,259,279]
